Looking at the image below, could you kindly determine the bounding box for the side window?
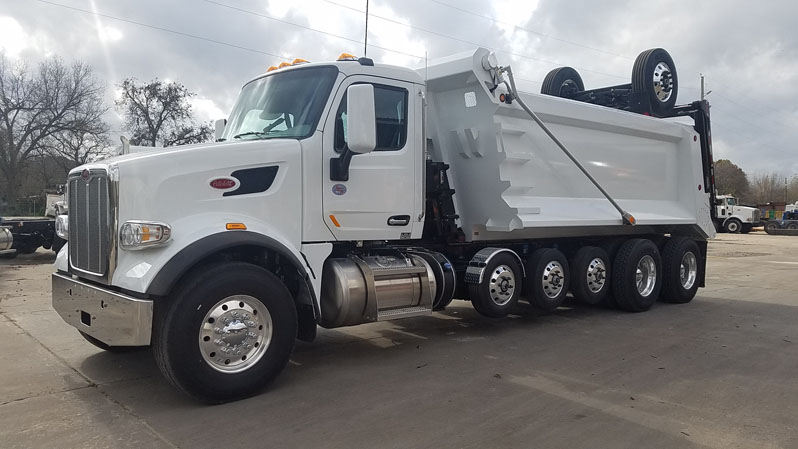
[334,84,408,152]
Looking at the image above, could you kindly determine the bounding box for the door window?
[334,84,408,152]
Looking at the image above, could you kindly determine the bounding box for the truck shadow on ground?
[0,251,56,266]
[78,299,650,404]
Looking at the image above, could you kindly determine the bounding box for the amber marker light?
[226,223,247,230]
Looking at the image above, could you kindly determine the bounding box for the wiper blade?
[233,131,270,139]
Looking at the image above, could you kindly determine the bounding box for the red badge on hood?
[210,178,237,190]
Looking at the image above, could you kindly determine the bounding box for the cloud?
[3,0,797,175]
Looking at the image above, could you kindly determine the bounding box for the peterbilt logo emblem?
[209,177,238,190]
[80,169,90,182]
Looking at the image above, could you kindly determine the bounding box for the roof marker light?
[337,52,357,61]
[292,58,309,65]
[267,66,278,72]
[278,62,291,69]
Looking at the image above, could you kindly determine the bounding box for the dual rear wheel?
[469,238,701,317]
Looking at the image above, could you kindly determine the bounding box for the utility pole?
[700,74,704,100]
[364,0,369,57]
[700,74,711,100]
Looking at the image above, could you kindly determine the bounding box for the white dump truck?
[713,194,760,233]
[52,48,717,402]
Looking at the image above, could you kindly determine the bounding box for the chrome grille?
[753,209,761,222]
[68,170,110,276]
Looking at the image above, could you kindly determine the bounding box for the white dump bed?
[422,48,715,241]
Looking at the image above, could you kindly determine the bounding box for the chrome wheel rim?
[727,221,739,232]
[652,61,674,102]
[635,255,657,297]
[586,258,607,293]
[680,251,697,290]
[199,295,273,373]
[542,261,565,298]
[489,265,516,306]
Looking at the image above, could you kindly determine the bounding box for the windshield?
[222,66,339,141]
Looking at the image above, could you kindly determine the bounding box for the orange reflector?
[628,215,636,225]
[267,66,278,72]
[329,215,341,228]
[292,58,309,65]
[337,52,357,61]
[226,223,247,230]
[278,61,291,68]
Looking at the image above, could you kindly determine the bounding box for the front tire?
[724,218,742,233]
[612,239,662,312]
[154,262,297,403]
[660,238,701,304]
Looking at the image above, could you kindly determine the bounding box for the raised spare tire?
[541,67,584,99]
[632,48,678,116]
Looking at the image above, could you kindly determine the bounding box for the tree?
[713,159,749,197]
[0,55,107,210]
[116,78,212,147]
[44,126,112,174]
[748,172,783,205]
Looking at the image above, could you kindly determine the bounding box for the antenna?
[363,0,369,56]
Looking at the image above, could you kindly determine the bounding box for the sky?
[1,0,796,175]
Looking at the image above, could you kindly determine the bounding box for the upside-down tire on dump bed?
[541,67,585,99]
[632,48,678,116]
[154,262,297,403]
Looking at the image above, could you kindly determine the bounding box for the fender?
[146,231,319,317]
[463,247,526,284]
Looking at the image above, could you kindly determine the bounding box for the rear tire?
[788,223,798,231]
[154,262,297,403]
[541,67,584,98]
[525,248,570,312]
[612,239,662,312]
[569,246,611,305]
[632,48,678,116]
[469,254,522,318]
[724,218,742,234]
[764,221,779,234]
[660,238,701,304]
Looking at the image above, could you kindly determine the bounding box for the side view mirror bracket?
[330,148,354,182]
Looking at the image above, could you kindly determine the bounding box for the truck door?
[321,77,422,241]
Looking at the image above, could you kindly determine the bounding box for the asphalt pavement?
[1,232,797,449]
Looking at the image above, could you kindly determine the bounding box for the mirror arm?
[330,147,354,181]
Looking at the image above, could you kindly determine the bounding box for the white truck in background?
[713,194,760,233]
[52,48,717,402]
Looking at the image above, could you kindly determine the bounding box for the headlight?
[119,221,171,250]
[55,215,69,240]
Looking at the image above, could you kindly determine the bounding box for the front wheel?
[154,262,297,403]
[724,218,742,234]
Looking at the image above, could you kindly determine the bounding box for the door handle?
[387,215,410,226]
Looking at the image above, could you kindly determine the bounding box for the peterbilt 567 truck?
[52,48,716,402]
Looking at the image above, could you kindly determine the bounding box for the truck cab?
[714,194,760,233]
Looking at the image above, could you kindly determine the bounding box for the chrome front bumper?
[52,273,153,346]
